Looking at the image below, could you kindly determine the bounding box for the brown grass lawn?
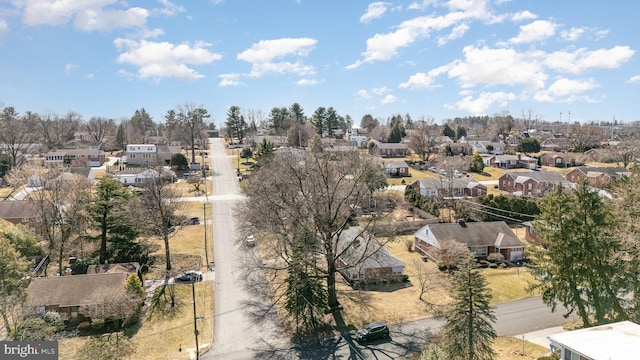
[337,235,538,328]
[58,281,214,360]
[387,168,439,186]
[0,186,15,199]
[494,336,550,360]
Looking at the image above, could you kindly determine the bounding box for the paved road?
[204,138,287,359]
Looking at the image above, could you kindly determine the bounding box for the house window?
[473,247,488,257]
[528,183,532,190]
[22,217,29,222]
[135,178,142,183]
[457,188,464,195]
[563,349,580,360]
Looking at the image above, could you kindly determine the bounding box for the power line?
[459,198,537,220]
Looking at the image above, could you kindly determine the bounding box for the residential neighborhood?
[2,103,640,360]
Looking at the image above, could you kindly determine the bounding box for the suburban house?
[414,221,525,262]
[498,171,572,196]
[565,166,630,188]
[115,168,162,186]
[125,144,181,166]
[467,140,506,155]
[410,178,487,198]
[540,136,572,152]
[26,273,129,320]
[547,320,640,360]
[539,152,580,168]
[484,154,537,169]
[384,161,410,177]
[369,140,409,158]
[583,148,620,163]
[0,200,44,235]
[44,148,105,167]
[336,227,405,286]
[437,142,471,155]
[59,167,96,185]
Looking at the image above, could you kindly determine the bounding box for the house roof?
[415,221,525,249]
[490,154,536,162]
[336,227,405,271]
[372,141,408,150]
[0,200,38,219]
[572,166,630,178]
[46,148,103,156]
[384,161,409,169]
[86,262,140,274]
[411,178,486,190]
[26,273,128,308]
[66,167,93,178]
[503,170,569,184]
[547,321,640,360]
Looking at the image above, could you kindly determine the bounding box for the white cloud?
[22,0,149,31]
[449,91,516,114]
[218,73,242,87]
[155,0,186,16]
[560,27,586,42]
[628,75,640,83]
[114,38,222,81]
[438,23,469,46]
[64,63,78,74]
[357,89,372,99]
[511,10,537,22]
[297,78,318,86]
[360,2,388,23]
[534,78,598,103]
[381,94,397,104]
[399,65,448,89]
[0,19,8,38]
[408,0,437,10]
[372,86,389,95]
[508,20,556,44]
[447,45,547,91]
[85,73,94,79]
[544,46,635,74]
[237,38,317,77]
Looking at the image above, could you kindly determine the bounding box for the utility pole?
[203,202,209,268]
[192,282,199,360]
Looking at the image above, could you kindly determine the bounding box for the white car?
[245,235,256,247]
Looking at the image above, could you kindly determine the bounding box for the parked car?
[182,216,200,225]
[174,270,203,283]
[354,322,390,343]
[245,235,256,247]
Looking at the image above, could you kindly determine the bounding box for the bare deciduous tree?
[140,171,184,272]
[408,117,437,161]
[437,239,472,272]
[239,151,388,327]
[0,107,38,169]
[86,117,116,144]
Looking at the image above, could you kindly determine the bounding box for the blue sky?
[0,0,637,127]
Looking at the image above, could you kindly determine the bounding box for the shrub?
[404,238,414,252]
[488,263,498,269]
[77,321,92,332]
[91,319,105,331]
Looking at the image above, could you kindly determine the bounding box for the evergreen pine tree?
[442,263,496,360]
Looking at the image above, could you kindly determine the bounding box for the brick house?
[539,152,580,168]
[384,161,410,177]
[336,227,405,286]
[565,166,630,188]
[414,220,525,262]
[0,200,44,235]
[498,171,571,196]
[369,140,408,158]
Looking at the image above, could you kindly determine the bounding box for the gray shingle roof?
[27,273,128,308]
[415,221,524,248]
[336,227,404,270]
[0,200,38,219]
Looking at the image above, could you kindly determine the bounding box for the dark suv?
[354,322,390,343]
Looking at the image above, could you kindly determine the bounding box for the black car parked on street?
[354,322,390,343]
